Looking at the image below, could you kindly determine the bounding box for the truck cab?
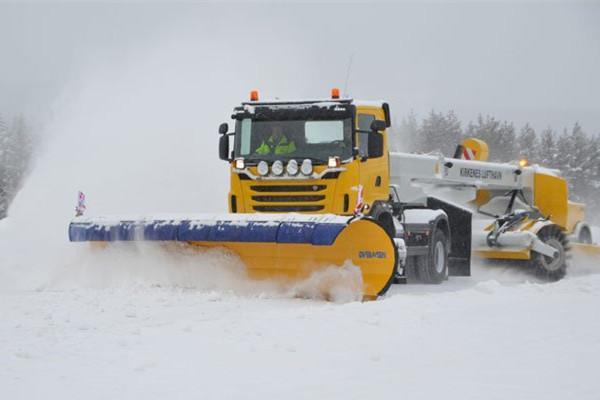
[218,90,392,220]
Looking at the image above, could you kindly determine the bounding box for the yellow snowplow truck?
[69,90,598,298]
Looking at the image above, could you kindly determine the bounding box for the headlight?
[257,160,269,176]
[328,156,341,168]
[272,160,284,176]
[234,158,245,170]
[286,159,299,176]
[300,159,313,176]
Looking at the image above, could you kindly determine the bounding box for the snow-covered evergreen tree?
[587,135,600,220]
[418,110,462,156]
[465,115,516,161]
[538,127,557,167]
[0,114,8,217]
[389,111,419,152]
[0,113,35,218]
[517,123,538,161]
[403,111,420,153]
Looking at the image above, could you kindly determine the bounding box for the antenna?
[342,53,353,98]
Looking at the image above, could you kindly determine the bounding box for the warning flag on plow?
[75,191,86,216]
[353,185,364,216]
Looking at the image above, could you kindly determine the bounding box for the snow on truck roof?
[232,97,390,124]
[240,99,386,108]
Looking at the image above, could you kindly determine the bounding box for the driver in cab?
[256,125,296,155]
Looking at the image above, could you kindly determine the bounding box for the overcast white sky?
[1,2,599,134]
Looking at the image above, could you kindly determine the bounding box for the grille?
[250,185,326,192]
[249,184,328,213]
[253,205,325,212]
[252,195,325,203]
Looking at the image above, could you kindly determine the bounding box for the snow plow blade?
[68,214,397,299]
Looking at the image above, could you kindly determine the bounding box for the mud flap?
[427,197,472,276]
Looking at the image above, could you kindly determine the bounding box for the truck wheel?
[376,213,395,239]
[416,229,448,284]
[532,225,569,280]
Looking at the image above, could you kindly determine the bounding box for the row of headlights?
[233,157,341,177]
[258,159,313,176]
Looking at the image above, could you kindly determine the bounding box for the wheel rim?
[541,238,565,272]
[434,241,445,273]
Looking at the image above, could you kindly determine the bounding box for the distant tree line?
[0,113,35,218]
[1,109,598,221]
[389,111,600,219]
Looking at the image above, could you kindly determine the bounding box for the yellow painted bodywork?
[474,189,490,208]
[475,249,531,260]
[533,172,568,230]
[571,243,600,257]
[461,138,489,162]
[567,201,586,234]
[230,163,360,215]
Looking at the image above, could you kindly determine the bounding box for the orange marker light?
[519,159,528,167]
[250,90,259,101]
[331,88,340,99]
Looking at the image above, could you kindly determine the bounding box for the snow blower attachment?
[392,138,600,279]
[69,214,400,299]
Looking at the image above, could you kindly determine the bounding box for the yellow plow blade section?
[186,219,396,299]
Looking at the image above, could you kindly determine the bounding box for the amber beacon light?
[250,90,259,101]
[331,88,340,99]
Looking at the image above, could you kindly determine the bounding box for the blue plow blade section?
[68,218,347,246]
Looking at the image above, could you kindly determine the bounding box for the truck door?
[356,110,389,208]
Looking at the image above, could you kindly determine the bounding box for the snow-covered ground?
[2,252,600,400]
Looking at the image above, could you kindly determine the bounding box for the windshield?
[234,118,353,162]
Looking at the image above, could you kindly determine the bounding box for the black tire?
[405,256,420,282]
[416,229,448,284]
[376,213,395,239]
[531,225,570,280]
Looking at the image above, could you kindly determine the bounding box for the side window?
[357,114,375,157]
[240,118,251,155]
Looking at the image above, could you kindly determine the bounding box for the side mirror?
[219,135,230,161]
[368,131,384,158]
[219,122,229,135]
[370,119,386,132]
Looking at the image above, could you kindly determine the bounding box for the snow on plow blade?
[68,214,397,298]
